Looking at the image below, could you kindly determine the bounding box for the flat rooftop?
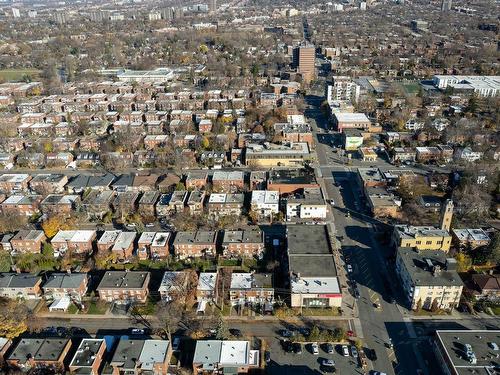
[9,338,70,362]
[435,330,500,374]
[268,168,317,185]
[395,225,450,239]
[287,225,331,255]
[97,271,149,290]
[174,231,216,245]
[222,229,263,244]
[70,339,105,368]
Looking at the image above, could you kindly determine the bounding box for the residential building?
[273,123,314,148]
[192,340,258,375]
[451,228,491,249]
[365,186,402,218]
[40,194,80,216]
[29,174,68,194]
[10,229,45,254]
[293,41,316,83]
[285,187,327,221]
[51,230,96,255]
[395,247,463,310]
[207,193,245,219]
[97,230,121,253]
[267,168,319,194]
[81,190,114,219]
[470,274,500,302]
[359,147,378,161]
[138,232,172,259]
[158,271,189,302]
[454,147,483,162]
[111,231,137,260]
[6,338,72,371]
[173,231,217,258]
[433,330,500,375]
[196,272,218,303]
[109,338,172,375]
[287,225,341,308]
[138,191,160,217]
[0,273,42,299]
[250,190,279,219]
[221,229,264,258]
[392,225,452,252]
[66,173,115,193]
[0,174,31,194]
[333,113,371,133]
[185,171,208,190]
[1,194,42,216]
[212,171,245,192]
[69,339,106,375]
[42,272,88,301]
[230,273,274,309]
[327,76,361,104]
[187,190,206,215]
[96,271,150,303]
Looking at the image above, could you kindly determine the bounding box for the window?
[426,241,432,245]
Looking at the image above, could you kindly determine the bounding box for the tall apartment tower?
[441,0,452,11]
[439,199,454,232]
[293,41,315,84]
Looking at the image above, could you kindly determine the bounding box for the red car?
[347,330,355,337]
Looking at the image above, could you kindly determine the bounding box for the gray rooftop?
[67,174,115,189]
[97,271,149,290]
[397,247,463,287]
[43,273,87,290]
[268,168,317,185]
[8,338,70,362]
[0,273,41,289]
[110,339,144,370]
[435,330,500,374]
[287,225,332,255]
[222,229,263,244]
[174,231,216,245]
[70,339,105,368]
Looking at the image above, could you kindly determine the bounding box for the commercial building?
[116,68,176,83]
[245,142,311,167]
[395,247,463,310]
[392,225,452,252]
[192,340,259,375]
[342,129,364,151]
[432,75,500,97]
[287,225,341,308]
[267,168,319,194]
[97,271,150,303]
[433,330,500,374]
[333,113,371,133]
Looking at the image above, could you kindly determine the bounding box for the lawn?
[401,82,421,95]
[0,69,41,82]
[67,303,79,314]
[86,301,107,315]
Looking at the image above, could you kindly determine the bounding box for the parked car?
[311,342,319,355]
[172,336,181,351]
[347,264,353,273]
[322,359,335,367]
[131,328,145,335]
[351,346,359,358]
[342,345,349,357]
[293,342,303,354]
[279,329,293,338]
[264,351,271,363]
[325,343,334,354]
[281,340,293,353]
[229,328,242,337]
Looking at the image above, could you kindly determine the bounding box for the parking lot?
[266,337,366,375]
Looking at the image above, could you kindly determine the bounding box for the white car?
[342,345,349,357]
[351,345,358,358]
[347,264,353,273]
[311,342,319,355]
[322,359,335,367]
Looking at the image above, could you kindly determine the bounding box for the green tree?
[455,252,472,272]
[215,317,229,340]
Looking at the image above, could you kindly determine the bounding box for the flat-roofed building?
[0,173,31,193]
[333,112,371,133]
[230,273,274,308]
[211,171,245,192]
[185,171,208,190]
[138,190,160,217]
[42,272,88,301]
[196,272,218,303]
[221,229,264,258]
[51,230,96,255]
[6,338,72,371]
[395,247,463,310]
[111,231,137,260]
[451,228,490,249]
[97,271,150,303]
[10,229,46,254]
[250,190,279,219]
[393,225,452,252]
[433,330,500,375]
[29,174,68,194]
[173,231,217,259]
[245,142,311,167]
[69,339,106,375]
[193,340,259,375]
[158,271,189,302]
[285,187,327,221]
[207,193,245,219]
[1,194,42,216]
[0,272,42,299]
[40,194,80,216]
[187,190,206,215]
[267,168,319,194]
[287,225,341,308]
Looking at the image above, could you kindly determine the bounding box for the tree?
[415,298,422,312]
[42,215,72,239]
[0,298,30,339]
[455,252,472,272]
[201,136,210,150]
[215,317,229,340]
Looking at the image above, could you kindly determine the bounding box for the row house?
[173,231,217,259]
[66,173,115,194]
[111,231,137,260]
[7,338,72,372]
[416,147,442,163]
[207,193,245,219]
[144,134,169,149]
[221,229,264,258]
[158,271,189,302]
[51,230,96,255]
[156,191,188,216]
[137,232,171,260]
[0,272,43,299]
[97,271,150,303]
[138,191,160,217]
[212,171,245,192]
[0,194,42,216]
[10,229,46,254]
[42,272,88,302]
[185,171,209,190]
[82,190,114,219]
[29,174,68,194]
[97,230,121,254]
[40,194,80,216]
[391,147,416,163]
[0,174,31,193]
[230,273,274,308]
[112,173,161,193]
[187,190,205,215]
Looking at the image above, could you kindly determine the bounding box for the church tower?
[439,199,454,232]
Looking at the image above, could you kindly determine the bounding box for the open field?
[0,68,41,81]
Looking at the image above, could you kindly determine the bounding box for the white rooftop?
[334,112,370,123]
[198,272,217,291]
[291,276,341,295]
[139,340,170,371]
[251,190,279,205]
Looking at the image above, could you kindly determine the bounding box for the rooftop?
[9,338,70,363]
[222,229,263,244]
[197,272,217,291]
[268,168,317,185]
[174,231,216,245]
[43,273,86,290]
[395,225,450,239]
[334,112,370,123]
[291,276,340,295]
[452,228,490,243]
[230,273,273,289]
[70,339,105,368]
[251,190,279,205]
[0,273,41,289]
[97,271,149,290]
[287,225,331,256]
